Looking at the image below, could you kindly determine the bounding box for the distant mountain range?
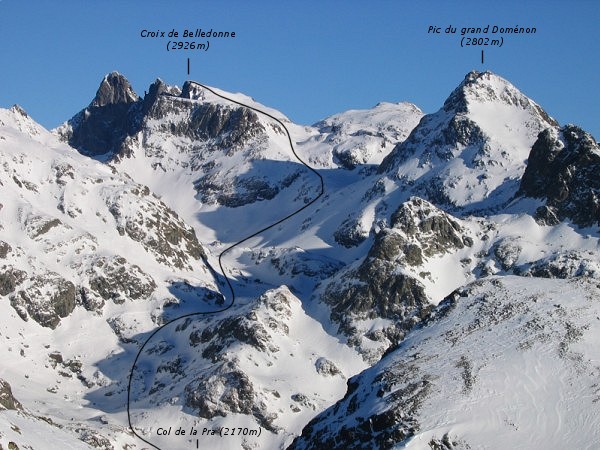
[1,70,599,450]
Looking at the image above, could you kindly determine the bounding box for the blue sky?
[0,0,598,138]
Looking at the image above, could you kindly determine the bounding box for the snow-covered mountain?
[290,276,600,449]
[0,104,217,449]
[1,70,599,450]
[313,102,423,170]
[379,70,557,213]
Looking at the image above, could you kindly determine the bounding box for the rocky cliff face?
[57,74,263,162]
[519,125,600,227]
[92,71,140,107]
[58,72,140,158]
[56,75,313,210]
[0,379,22,411]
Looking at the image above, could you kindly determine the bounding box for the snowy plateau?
[0,70,599,450]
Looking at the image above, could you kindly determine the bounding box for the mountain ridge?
[1,70,599,449]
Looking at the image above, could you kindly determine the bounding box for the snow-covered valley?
[1,70,599,449]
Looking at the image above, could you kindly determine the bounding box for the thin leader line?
[127,81,325,449]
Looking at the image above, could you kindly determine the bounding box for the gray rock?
[429,433,471,450]
[315,358,343,377]
[0,241,11,258]
[76,287,105,312]
[288,364,427,449]
[0,378,22,410]
[321,247,430,361]
[91,72,139,107]
[518,251,600,279]
[0,267,26,296]
[519,125,600,227]
[196,315,276,362]
[196,173,283,208]
[173,93,264,146]
[86,256,156,304]
[184,361,278,432]
[78,429,115,450]
[191,290,293,360]
[10,273,76,329]
[493,239,522,271]
[106,186,205,269]
[334,216,369,248]
[261,247,343,280]
[61,73,140,158]
[322,198,474,359]
[390,197,467,257]
[25,216,63,239]
[0,273,16,296]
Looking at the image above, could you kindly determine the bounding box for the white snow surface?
[380,71,557,213]
[1,70,598,450]
[404,276,600,449]
[290,276,600,450]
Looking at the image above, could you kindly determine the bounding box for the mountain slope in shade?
[57,72,141,158]
[128,286,367,450]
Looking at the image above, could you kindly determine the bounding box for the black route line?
[126,81,325,449]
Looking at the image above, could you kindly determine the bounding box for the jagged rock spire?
[91,72,139,107]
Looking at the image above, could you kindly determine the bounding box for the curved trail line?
[126,81,325,449]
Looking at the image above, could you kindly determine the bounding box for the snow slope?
[2,69,599,450]
[0,105,216,449]
[290,276,600,450]
[379,71,558,213]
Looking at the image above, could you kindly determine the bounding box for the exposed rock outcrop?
[10,273,76,329]
[519,125,600,227]
[0,378,22,411]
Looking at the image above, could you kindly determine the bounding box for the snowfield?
[1,70,600,450]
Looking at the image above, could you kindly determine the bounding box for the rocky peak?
[137,78,180,120]
[388,197,472,257]
[9,104,29,118]
[144,78,167,101]
[57,74,266,160]
[0,105,47,139]
[442,70,515,110]
[90,71,139,107]
[377,71,557,213]
[181,80,206,100]
[442,71,556,125]
[55,72,143,157]
[519,124,600,227]
[442,70,486,113]
[55,73,291,208]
